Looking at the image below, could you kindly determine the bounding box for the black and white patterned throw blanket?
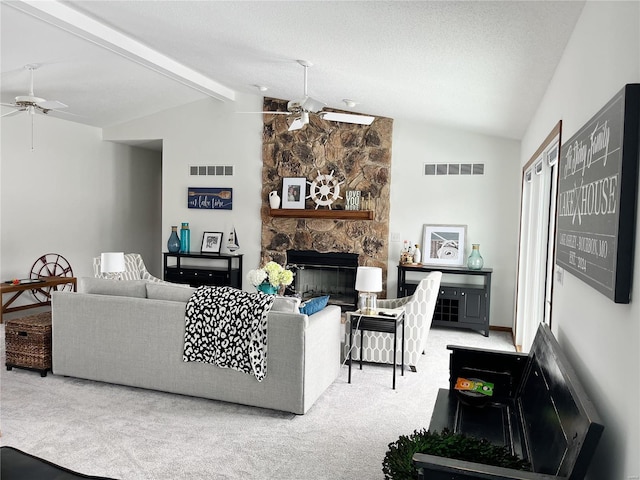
[183,286,275,381]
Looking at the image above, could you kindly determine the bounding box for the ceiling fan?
[1,64,71,150]
[1,64,69,119]
[263,60,375,131]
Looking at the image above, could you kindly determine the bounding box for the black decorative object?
[556,84,639,303]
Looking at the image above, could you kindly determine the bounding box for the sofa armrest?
[413,453,564,480]
[298,304,342,412]
[446,345,528,399]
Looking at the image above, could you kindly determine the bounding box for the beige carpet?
[0,324,514,479]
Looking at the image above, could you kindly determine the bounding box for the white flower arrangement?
[247,261,294,288]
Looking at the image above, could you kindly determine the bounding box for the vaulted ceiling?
[1,1,585,140]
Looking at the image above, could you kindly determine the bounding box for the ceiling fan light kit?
[288,112,309,131]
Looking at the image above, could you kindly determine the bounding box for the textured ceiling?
[1,1,585,140]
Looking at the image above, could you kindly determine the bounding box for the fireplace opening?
[286,250,359,310]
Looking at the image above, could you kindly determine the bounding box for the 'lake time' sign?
[555,84,639,303]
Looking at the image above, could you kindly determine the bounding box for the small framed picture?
[345,190,361,210]
[282,177,306,209]
[201,231,223,253]
[422,224,467,266]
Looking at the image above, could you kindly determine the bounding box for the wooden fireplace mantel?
[269,208,374,220]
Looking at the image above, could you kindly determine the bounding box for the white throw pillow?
[271,296,301,313]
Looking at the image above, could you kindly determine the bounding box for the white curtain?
[515,139,558,352]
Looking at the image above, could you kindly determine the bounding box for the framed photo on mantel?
[282,177,306,209]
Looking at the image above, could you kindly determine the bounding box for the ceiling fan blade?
[237,111,292,115]
[266,111,293,115]
[320,111,375,125]
[36,100,68,110]
[50,109,83,118]
[1,109,24,118]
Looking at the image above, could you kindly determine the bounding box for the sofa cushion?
[77,277,147,298]
[146,282,196,302]
[299,295,330,316]
[272,296,301,313]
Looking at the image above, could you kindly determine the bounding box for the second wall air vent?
[423,163,485,176]
[189,165,234,176]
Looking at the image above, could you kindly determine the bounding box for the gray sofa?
[51,278,342,414]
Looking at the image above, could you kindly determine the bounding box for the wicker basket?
[5,311,52,376]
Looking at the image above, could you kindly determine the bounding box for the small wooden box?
[5,311,52,377]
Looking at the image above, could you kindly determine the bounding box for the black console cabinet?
[163,252,243,289]
[397,264,492,336]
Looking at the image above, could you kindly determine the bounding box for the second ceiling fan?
[265,60,375,131]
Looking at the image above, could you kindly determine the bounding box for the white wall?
[521,2,640,478]
[103,93,264,284]
[0,114,162,294]
[103,93,522,317]
[390,121,521,327]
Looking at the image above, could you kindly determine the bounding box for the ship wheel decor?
[306,170,345,210]
[29,253,74,302]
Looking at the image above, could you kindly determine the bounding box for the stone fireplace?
[260,98,393,295]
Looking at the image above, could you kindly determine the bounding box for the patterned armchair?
[93,253,165,283]
[345,271,442,371]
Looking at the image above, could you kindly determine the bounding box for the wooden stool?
[5,311,52,377]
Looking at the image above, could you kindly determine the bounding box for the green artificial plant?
[382,428,530,480]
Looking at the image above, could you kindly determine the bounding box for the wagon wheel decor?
[306,170,344,210]
[29,253,74,302]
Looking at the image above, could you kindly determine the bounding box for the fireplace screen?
[286,250,359,310]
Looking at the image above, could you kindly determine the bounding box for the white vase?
[269,191,281,209]
[413,245,421,264]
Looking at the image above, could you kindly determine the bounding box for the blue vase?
[167,226,180,253]
[180,222,190,253]
[467,244,484,270]
[257,283,278,295]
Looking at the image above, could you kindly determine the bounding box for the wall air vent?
[189,165,234,176]
[423,163,485,176]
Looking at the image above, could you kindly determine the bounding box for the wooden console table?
[1,276,77,323]
[397,264,492,336]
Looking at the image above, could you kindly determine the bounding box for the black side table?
[347,309,405,389]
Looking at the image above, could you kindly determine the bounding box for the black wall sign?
[556,84,639,303]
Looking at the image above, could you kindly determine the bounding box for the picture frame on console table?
[201,232,223,253]
[422,224,467,266]
[282,177,306,209]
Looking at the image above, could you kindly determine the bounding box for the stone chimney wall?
[260,97,393,292]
